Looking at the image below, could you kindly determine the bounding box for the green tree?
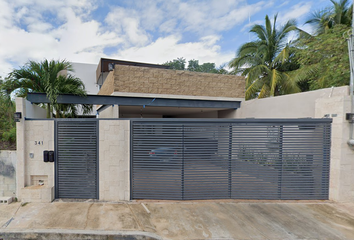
[6,59,92,118]
[293,24,350,90]
[164,58,228,74]
[187,59,200,72]
[0,77,16,149]
[163,57,186,70]
[229,14,300,100]
[306,0,352,35]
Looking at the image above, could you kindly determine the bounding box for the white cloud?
[105,0,271,38]
[241,20,263,32]
[114,35,234,67]
[0,0,321,79]
[278,2,312,24]
[105,7,149,47]
[0,0,119,76]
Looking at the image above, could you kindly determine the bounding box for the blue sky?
[0,0,331,76]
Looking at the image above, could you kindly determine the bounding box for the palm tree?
[306,0,352,35]
[7,59,92,118]
[229,14,300,100]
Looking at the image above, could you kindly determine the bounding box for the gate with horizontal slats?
[131,119,331,200]
[55,120,98,199]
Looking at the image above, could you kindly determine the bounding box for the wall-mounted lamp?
[108,63,115,71]
[346,113,354,123]
[14,112,22,122]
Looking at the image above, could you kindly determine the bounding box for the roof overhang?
[27,93,241,110]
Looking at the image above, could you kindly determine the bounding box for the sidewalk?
[1,200,354,239]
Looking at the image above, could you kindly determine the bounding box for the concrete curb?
[0,229,162,240]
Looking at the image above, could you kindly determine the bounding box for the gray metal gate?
[55,120,98,199]
[131,119,332,200]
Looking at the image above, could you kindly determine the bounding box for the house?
[94,58,245,118]
[12,58,354,203]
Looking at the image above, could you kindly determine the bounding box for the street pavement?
[1,200,354,239]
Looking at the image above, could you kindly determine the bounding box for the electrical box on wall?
[43,151,55,162]
[48,151,55,162]
[43,151,49,162]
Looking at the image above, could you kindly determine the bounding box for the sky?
[0,0,332,77]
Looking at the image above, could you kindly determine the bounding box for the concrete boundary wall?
[15,84,354,202]
[236,86,349,118]
[16,98,55,202]
[0,150,16,197]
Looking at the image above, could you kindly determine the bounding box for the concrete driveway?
[1,201,354,239]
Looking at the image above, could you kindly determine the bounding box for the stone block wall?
[98,71,114,96]
[0,151,16,197]
[98,65,245,98]
[99,120,130,201]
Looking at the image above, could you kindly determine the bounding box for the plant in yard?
[6,59,92,118]
[229,14,301,100]
[305,0,352,35]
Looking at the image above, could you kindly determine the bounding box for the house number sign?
[35,141,44,145]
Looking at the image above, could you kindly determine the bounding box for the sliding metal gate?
[131,119,332,200]
[55,120,98,199]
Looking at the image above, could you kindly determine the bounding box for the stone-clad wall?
[99,65,245,98]
[98,71,114,96]
[99,120,130,201]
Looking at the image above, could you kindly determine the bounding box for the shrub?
[2,127,16,143]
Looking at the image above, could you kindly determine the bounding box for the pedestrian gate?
[55,120,98,199]
[131,119,332,200]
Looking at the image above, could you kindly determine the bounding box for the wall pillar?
[15,98,26,200]
[316,96,354,202]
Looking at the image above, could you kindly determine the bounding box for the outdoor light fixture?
[346,113,354,123]
[14,112,22,122]
[108,63,115,71]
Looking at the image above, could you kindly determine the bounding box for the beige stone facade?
[98,71,114,96]
[99,120,130,201]
[98,65,245,98]
[315,95,354,202]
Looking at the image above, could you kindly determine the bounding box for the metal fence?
[131,119,332,200]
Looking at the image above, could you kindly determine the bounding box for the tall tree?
[0,77,16,149]
[229,14,300,100]
[163,57,186,70]
[164,58,228,74]
[306,0,352,35]
[6,59,92,118]
[293,24,350,90]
